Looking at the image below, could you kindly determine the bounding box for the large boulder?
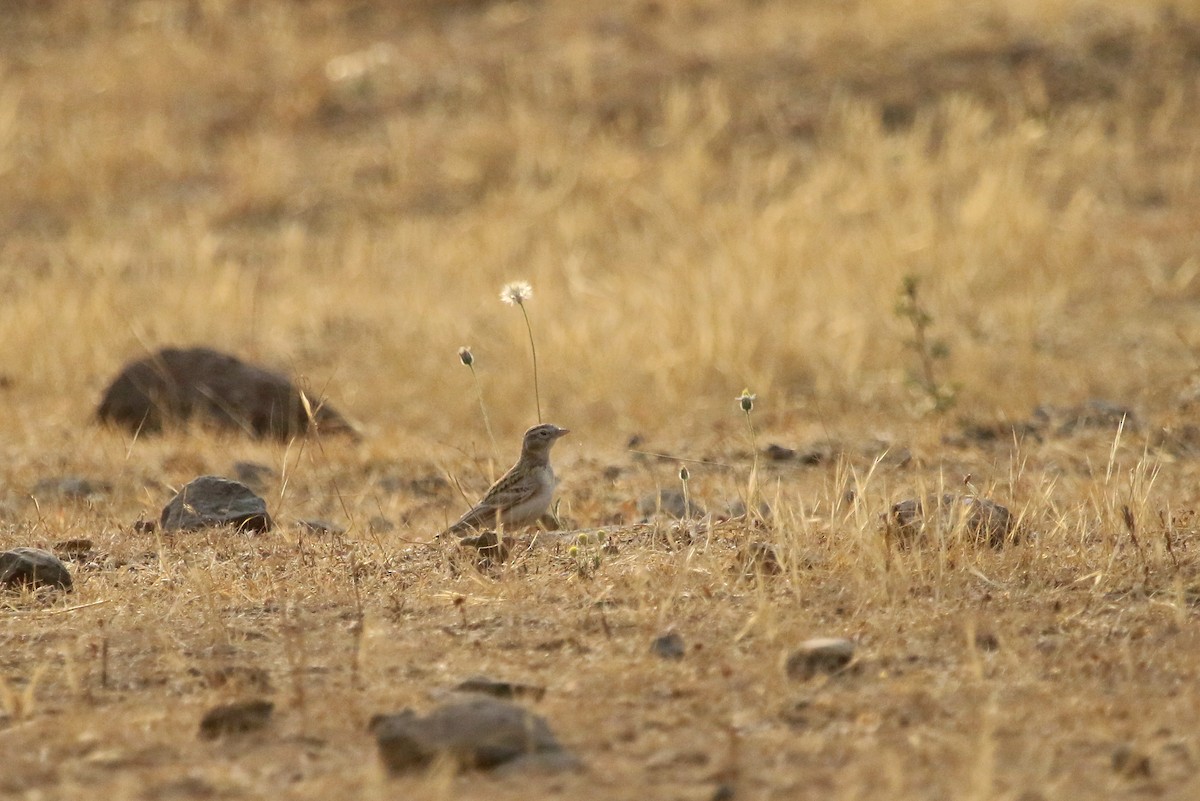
[97,346,354,440]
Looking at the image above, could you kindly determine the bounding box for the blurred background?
[2,0,1198,444]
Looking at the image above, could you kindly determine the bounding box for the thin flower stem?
[735,390,760,512]
[743,409,758,504]
[519,303,542,423]
[468,363,499,464]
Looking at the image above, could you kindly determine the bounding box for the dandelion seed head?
[737,389,757,413]
[457,346,474,367]
[500,281,533,306]
[577,532,590,545]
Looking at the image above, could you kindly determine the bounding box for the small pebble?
[650,631,686,661]
[1111,743,1152,778]
[785,638,855,680]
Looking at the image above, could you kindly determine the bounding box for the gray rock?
[887,494,1016,548]
[785,638,856,680]
[198,699,274,740]
[161,476,273,533]
[0,547,73,591]
[637,489,705,520]
[650,631,686,660]
[97,346,355,440]
[371,697,577,774]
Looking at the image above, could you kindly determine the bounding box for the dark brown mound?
[96,347,354,440]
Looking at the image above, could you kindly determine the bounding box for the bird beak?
[555,428,570,437]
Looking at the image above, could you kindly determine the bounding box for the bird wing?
[442,464,536,536]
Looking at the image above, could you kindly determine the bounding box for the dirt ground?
[3,1,1200,799]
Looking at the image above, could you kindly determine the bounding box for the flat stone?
[0,547,73,591]
[785,638,856,680]
[97,346,355,440]
[198,699,274,740]
[161,476,273,533]
[371,697,576,774]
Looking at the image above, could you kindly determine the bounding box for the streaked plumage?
[441,423,569,538]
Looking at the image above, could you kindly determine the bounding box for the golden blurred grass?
[2,0,1198,435]
[3,1,1200,798]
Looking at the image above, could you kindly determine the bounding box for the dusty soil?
[3,1,1200,799]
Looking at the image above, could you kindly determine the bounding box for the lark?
[441,423,569,538]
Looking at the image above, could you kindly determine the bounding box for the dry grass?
[4,0,1200,798]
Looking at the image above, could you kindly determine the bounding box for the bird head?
[521,423,569,458]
